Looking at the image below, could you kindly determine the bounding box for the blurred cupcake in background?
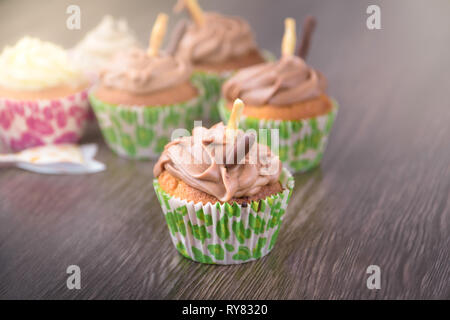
[168,0,265,124]
[0,37,90,152]
[70,15,141,80]
[219,18,338,173]
[89,13,207,159]
[153,99,294,264]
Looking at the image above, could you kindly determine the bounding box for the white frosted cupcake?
[0,37,90,151]
[70,15,141,78]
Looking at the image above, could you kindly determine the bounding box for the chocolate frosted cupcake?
[89,14,207,159]
[169,0,265,123]
[153,100,294,264]
[219,18,338,173]
[172,13,264,73]
[0,37,90,151]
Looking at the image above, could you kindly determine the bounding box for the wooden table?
[0,0,449,299]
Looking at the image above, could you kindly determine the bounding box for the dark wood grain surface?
[0,0,449,299]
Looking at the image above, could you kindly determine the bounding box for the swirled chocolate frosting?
[222,55,326,105]
[99,48,191,94]
[174,12,259,64]
[154,123,282,202]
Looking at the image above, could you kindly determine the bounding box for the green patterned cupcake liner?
[191,71,228,126]
[89,81,207,160]
[153,168,294,265]
[192,50,275,126]
[219,98,338,173]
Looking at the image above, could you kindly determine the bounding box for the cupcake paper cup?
[89,81,207,160]
[191,71,228,126]
[0,89,90,152]
[219,98,338,173]
[153,168,294,265]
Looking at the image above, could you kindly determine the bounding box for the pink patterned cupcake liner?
[0,89,90,152]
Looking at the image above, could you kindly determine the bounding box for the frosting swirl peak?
[99,48,192,94]
[0,37,85,91]
[222,55,326,105]
[175,12,258,64]
[154,123,281,202]
[71,15,140,72]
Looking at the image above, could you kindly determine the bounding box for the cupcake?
[219,18,338,173]
[70,15,141,80]
[0,37,90,152]
[168,0,265,124]
[153,99,294,264]
[89,13,207,159]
